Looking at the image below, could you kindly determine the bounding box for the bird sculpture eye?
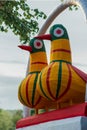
[34,39,43,49]
[53,27,64,37]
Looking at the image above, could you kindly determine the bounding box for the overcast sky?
[0,0,87,110]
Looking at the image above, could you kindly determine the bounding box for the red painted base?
[16,103,87,129]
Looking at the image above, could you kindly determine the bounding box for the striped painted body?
[18,72,57,109]
[18,50,49,109]
[36,24,87,108]
[18,72,42,108]
[38,61,86,104]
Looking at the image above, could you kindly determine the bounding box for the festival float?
[16,0,87,130]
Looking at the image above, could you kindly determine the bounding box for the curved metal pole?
[23,0,87,117]
[39,0,87,35]
[38,1,75,35]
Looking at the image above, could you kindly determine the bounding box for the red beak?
[18,45,32,52]
[35,34,51,40]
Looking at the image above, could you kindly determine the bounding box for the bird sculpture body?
[18,38,57,113]
[36,24,87,108]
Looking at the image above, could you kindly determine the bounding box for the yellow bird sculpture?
[18,38,48,113]
[18,38,56,113]
[36,24,87,108]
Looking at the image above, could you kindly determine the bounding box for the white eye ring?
[53,27,64,37]
[34,39,43,49]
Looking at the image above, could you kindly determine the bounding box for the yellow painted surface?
[29,52,47,72]
[50,39,72,63]
[18,74,41,108]
[37,62,86,105]
[58,63,69,97]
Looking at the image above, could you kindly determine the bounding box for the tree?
[0,0,86,43]
[0,109,13,130]
[0,0,47,44]
[0,109,23,130]
[0,0,47,118]
[12,110,23,129]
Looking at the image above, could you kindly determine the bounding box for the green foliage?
[12,110,23,129]
[0,0,47,43]
[0,109,23,130]
[0,109,13,130]
[0,0,78,44]
[60,0,78,10]
[69,5,78,11]
[0,109,46,130]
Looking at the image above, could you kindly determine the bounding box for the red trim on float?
[72,65,87,82]
[16,103,87,129]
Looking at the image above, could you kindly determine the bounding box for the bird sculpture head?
[35,24,69,40]
[18,38,47,73]
[18,37,46,53]
[36,24,72,64]
[50,24,69,41]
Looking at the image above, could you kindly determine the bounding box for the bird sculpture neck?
[28,51,48,73]
[50,39,72,64]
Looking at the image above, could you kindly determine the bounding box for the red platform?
[16,103,87,129]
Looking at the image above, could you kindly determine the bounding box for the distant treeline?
[0,108,50,130]
[0,109,23,130]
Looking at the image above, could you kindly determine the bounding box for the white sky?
[0,0,87,110]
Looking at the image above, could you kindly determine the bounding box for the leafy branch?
[0,0,47,44]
